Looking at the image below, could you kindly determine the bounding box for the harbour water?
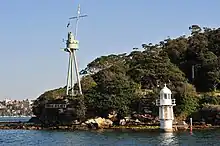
[0,129,220,145]
[0,116,31,122]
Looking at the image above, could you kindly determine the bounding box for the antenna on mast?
[69,4,88,38]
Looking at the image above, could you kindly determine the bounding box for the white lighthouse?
[156,84,176,132]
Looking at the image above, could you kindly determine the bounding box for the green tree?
[189,25,202,35]
[85,64,141,117]
[174,83,199,119]
[82,54,127,74]
[127,49,186,90]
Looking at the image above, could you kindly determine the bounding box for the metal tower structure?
[63,4,87,96]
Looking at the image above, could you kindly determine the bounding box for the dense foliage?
[34,25,220,123]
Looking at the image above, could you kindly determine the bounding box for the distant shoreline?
[0,116,33,117]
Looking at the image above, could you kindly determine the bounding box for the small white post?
[190,118,193,133]
[190,118,192,127]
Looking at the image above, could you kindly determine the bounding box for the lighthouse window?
[164,94,167,99]
[160,93,163,99]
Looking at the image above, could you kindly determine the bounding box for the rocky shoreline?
[0,121,220,132]
[0,116,219,131]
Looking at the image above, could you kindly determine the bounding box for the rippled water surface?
[0,129,220,146]
[0,117,31,122]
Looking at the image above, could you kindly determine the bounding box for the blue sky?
[0,0,220,100]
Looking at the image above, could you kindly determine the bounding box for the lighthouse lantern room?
[156,84,176,132]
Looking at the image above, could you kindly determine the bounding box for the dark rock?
[28,117,42,124]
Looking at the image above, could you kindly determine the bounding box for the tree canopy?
[34,25,220,122]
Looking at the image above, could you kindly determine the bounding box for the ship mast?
[64,4,87,96]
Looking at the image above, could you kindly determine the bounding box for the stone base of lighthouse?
[160,119,173,132]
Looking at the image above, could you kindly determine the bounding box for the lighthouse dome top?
[160,84,172,94]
